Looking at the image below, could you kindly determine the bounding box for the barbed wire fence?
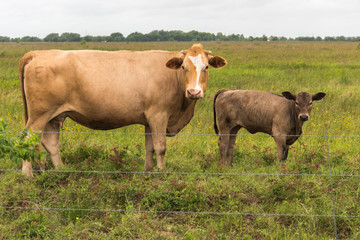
[1,128,360,239]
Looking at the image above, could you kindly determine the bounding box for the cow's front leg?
[144,125,154,171]
[148,115,168,170]
[273,133,288,160]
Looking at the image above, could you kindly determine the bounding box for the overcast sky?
[1,0,359,38]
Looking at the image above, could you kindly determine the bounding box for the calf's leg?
[273,134,288,160]
[226,126,241,166]
[218,129,230,165]
[284,145,289,160]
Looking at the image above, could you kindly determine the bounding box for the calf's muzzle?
[299,114,309,121]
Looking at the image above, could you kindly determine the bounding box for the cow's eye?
[181,66,187,71]
[295,101,299,106]
[205,65,209,70]
[309,101,313,106]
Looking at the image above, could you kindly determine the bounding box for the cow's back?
[23,50,182,130]
[215,90,291,134]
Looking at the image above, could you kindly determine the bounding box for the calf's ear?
[312,92,326,101]
[282,91,296,101]
[209,56,227,69]
[166,57,183,69]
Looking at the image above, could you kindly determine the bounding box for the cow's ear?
[282,91,296,101]
[166,57,183,69]
[312,92,326,101]
[209,56,227,69]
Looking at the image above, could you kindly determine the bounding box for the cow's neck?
[290,103,303,137]
[166,73,198,135]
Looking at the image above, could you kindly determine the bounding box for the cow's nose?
[300,115,309,121]
[187,89,202,98]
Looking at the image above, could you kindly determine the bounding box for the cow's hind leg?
[226,126,241,166]
[144,125,155,171]
[41,120,63,168]
[22,117,49,177]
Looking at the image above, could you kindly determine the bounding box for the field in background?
[0,41,360,239]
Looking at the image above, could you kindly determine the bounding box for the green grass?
[1,41,360,239]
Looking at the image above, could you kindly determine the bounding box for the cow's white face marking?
[188,54,206,92]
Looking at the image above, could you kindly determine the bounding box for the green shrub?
[0,118,45,163]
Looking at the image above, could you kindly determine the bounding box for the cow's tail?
[213,89,227,135]
[19,52,34,125]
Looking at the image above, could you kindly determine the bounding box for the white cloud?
[0,0,359,38]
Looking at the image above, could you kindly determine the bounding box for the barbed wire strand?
[1,168,360,178]
[2,130,360,138]
[0,205,359,219]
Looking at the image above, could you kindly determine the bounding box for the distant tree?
[145,30,162,41]
[126,32,144,42]
[107,32,125,42]
[21,36,42,42]
[171,30,191,41]
[269,36,279,41]
[336,36,346,41]
[188,30,200,41]
[44,33,61,42]
[226,34,241,41]
[270,36,288,41]
[11,38,21,43]
[83,35,95,42]
[198,32,215,41]
[4,31,359,43]
[0,36,10,42]
[256,35,268,41]
[296,36,315,41]
[216,32,225,41]
[60,32,82,42]
[324,36,335,41]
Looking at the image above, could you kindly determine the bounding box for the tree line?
[1,30,360,42]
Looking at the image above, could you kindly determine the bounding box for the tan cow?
[19,44,227,176]
[213,89,326,165]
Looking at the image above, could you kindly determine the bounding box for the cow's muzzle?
[186,89,203,99]
[299,115,309,121]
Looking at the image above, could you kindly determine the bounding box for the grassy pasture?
[0,41,360,239]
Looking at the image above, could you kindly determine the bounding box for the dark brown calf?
[213,89,326,165]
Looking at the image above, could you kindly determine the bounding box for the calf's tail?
[213,89,227,135]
